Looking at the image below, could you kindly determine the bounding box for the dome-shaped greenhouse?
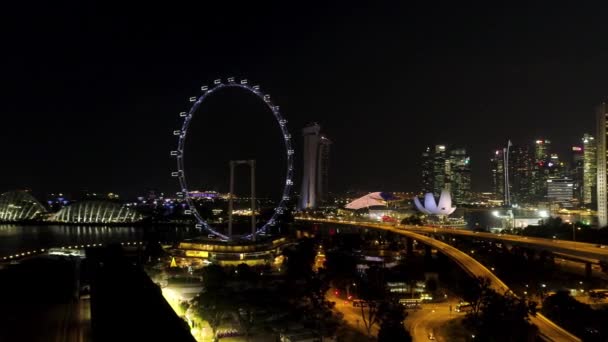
[50,200,144,224]
[0,191,48,222]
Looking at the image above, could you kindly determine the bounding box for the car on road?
[455,301,473,312]
[352,299,368,307]
[589,289,608,299]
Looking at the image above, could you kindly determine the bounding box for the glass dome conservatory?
[0,191,48,222]
[50,201,143,224]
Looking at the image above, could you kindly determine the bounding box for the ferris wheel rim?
[172,78,294,241]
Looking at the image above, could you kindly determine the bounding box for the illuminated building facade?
[571,146,584,204]
[299,123,331,209]
[317,135,332,204]
[582,134,597,206]
[449,148,471,204]
[535,139,551,162]
[597,103,608,227]
[0,191,48,222]
[509,145,533,204]
[490,150,505,200]
[530,139,564,202]
[547,177,574,208]
[50,201,144,223]
[421,147,433,194]
[432,145,448,195]
[420,145,471,204]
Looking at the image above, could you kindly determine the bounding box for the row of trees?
[461,277,539,342]
[322,233,414,341]
[189,240,343,341]
[542,291,608,341]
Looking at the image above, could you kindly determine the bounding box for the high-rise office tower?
[421,147,433,194]
[547,177,575,208]
[300,123,321,210]
[531,139,552,201]
[490,150,505,200]
[509,145,533,204]
[597,103,608,227]
[420,145,471,204]
[571,146,584,204]
[534,139,551,162]
[316,135,332,204]
[299,123,331,210]
[449,148,471,204]
[582,134,597,206]
[432,145,448,195]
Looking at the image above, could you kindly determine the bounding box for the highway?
[404,225,608,263]
[301,218,582,342]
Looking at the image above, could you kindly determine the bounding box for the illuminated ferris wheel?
[171,78,294,241]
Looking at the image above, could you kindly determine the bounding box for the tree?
[425,278,438,294]
[401,214,424,226]
[202,264,226,291]
[357,267,387,337]
[324,250,358,297]
[463,277,538,342]
[195,290,232,341]
[461,276,492,319]
[377,301,412,342]
[359,301,380,337]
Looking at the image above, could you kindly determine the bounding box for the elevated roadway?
[403,225,608,264]
[299,218,581,342]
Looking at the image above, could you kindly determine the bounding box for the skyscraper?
[571,146,584,205]
[432,145,448,195]
[316,135,332,204]
[509,145,533,204]
[547,177,574,208]
[299,123,331,210]
[490,150,505,200]
[534,139,551,162]
[421,147,433,194]
[449,148,471,204]
[596,104,608,227]
[420,145,471,204]
[531,139,552,202]
[582,134,597,207]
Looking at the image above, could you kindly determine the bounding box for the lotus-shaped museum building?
[413,190,456,216]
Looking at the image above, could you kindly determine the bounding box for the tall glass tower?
[490,149,505,200]
[449,148,471,204]
[596,104,608,227]
[582,134,597,207]
[299,123,331,210]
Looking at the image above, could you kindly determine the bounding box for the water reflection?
[0,224,195,257]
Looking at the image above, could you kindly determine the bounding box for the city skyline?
[3,3,608,197]
[3,4,608,342]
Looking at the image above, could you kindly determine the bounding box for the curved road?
[301,218,581,342]
[405,225,608,263]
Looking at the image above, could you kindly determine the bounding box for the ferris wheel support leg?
[250,160,256,241]
[228,161,235,239]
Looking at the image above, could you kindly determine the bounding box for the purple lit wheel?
[171,78,294,241]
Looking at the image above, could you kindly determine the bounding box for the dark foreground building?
[89,245,195,342]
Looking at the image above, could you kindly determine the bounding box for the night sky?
[3,2,608,199]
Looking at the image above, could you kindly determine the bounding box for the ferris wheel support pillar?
[250,160,256,242]
[228,161,236,238]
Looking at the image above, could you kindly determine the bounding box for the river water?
[0,224,197,258]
